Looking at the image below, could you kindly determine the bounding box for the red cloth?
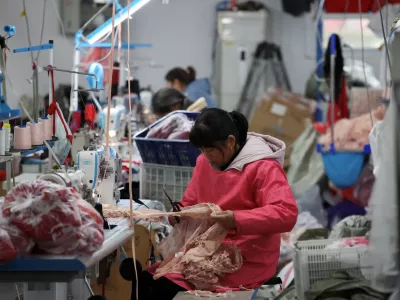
[371,0,400,11]
[327,77,349,126]
[70,111,82,134]
[112,68,119,85]
[324,0,373,13]
[81,48,119,86]
[148,155,298,291]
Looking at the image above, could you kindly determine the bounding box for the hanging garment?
[281,0,314,17]
[369,102,398,294]
[324,0,374,13]
[286,123,324,196]
[327,77,349,125]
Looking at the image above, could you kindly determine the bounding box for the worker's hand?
[168,215,178,226]
[211,210,236,230]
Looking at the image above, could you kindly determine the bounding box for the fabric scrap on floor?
[305,271,385,300]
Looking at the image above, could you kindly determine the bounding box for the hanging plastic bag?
[369,119,389,176]
[369,102,398,294]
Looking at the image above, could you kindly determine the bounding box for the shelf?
[0,218,134,282]
[0,156,13,164]
[8,139,57,157]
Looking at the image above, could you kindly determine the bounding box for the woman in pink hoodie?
[127,108,298,300]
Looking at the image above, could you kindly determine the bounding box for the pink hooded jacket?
[148,133,298,290]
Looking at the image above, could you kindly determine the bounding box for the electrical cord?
[50,0,68,43]
[376,0,393,107]
[376,0,393,78]
[35,0,48,62]
[358,0,374,126]
[22,0,34,64]
[126,0,140,297]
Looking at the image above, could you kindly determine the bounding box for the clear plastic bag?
[146,113,194,140]
[3,180,104,256]
[0,202,34,263]
[133,203,242,290]
[3,180,82,243]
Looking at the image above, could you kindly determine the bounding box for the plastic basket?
[140,163,194,210]
[294,239,372,300]
[134,111,200,167]
[316,144,371,189]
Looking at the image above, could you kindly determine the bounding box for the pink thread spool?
[39,116,53,141]
[13,125,32,150]
[27,121,44,146]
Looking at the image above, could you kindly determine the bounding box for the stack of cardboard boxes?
[249,91,314,168]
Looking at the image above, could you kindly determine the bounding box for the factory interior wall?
[1,0,383,108]
[0,0,74,108]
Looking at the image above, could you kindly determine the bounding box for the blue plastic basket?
[317,144,371,189]
[134,111,200,167]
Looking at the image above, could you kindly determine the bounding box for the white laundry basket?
[294,239,372,300]
[140,163,193,210]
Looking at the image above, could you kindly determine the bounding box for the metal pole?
[43,66,98,88]
[72,49,80,112]
[33,67,39,120]
[315,0,324,122]
[48,40,54,168]
[0,48,7,101]
[5,158,11,191]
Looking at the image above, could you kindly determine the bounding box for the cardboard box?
[249,92,313,167]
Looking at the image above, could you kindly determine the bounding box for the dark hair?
[189,108,248,149]
[151,87,187,115]
[165,66,196,86]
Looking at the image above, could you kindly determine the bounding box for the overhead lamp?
[221,18,233,25]
[86,0,152,45]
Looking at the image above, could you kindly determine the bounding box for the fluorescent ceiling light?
[221,18,233,24]
[86,0,152,44]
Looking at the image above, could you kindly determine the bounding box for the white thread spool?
[0,129,5,155]
[28,121,44,146]
[39,116,53,141]
[13,125,32,150]
[3,123,11,151]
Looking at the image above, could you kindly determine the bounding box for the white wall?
[0,0,74,108]
[129,0,383,95]
[0,0,383,108]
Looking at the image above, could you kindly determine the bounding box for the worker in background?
[151,87,192,119]
[165,66,217,108]
[126,108,298,299]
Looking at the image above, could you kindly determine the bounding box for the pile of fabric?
[146,113,194,140]
[318,106,386,150]
[0,180,104,262]
[132,203,243,291]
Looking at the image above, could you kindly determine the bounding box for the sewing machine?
[77,146,122,205]
[38,145,122,206]
[98,96,127,142]
[71,126,103,165]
